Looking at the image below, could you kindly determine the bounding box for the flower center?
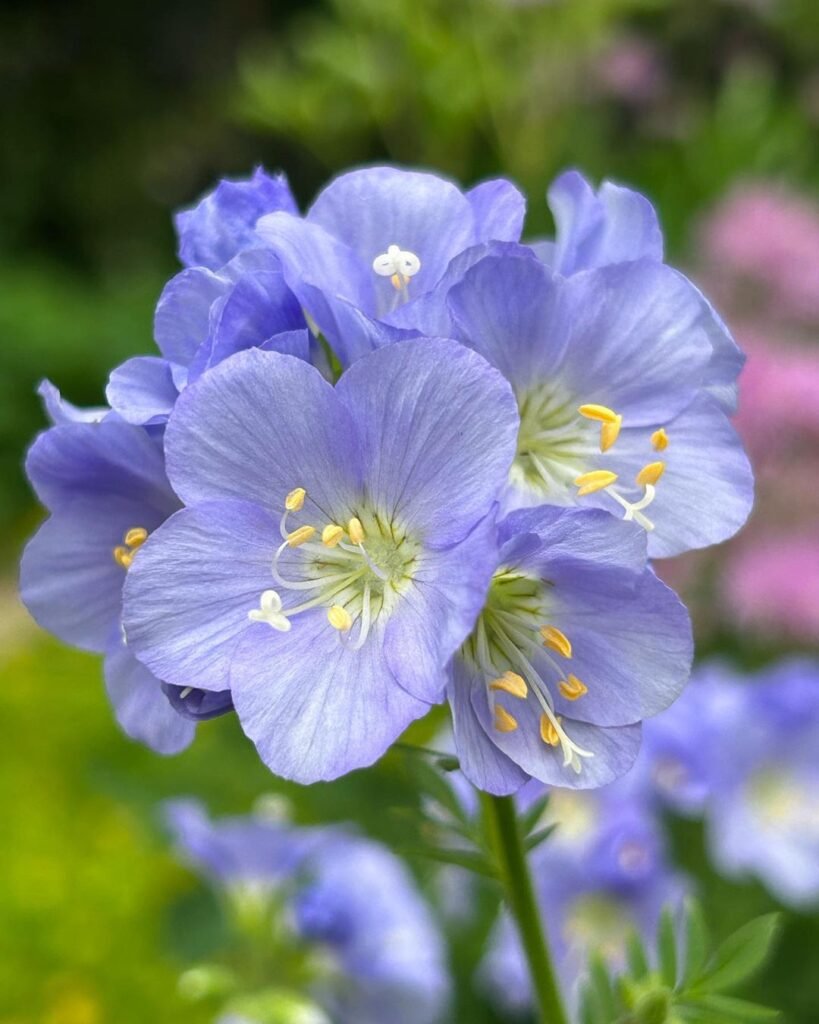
[372,244,421,309]
[513,387,670,533]
[248,488,420,650]
[460,567,593,774]
[562,893,633,962]
[747,770,819,835]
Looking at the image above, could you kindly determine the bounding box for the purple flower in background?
[255,166,526,365]
[483,781,688,1012]
[18,419,230,754]
[701,660,819,908]
[122,338,519,782]
[639,664,745,816]
[167,801,450,1024]
[441,245,753,557]
[447,504,692,792]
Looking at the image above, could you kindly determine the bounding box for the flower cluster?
[165,800,449,1024]
[20,165,752,790]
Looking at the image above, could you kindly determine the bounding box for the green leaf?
[399,845,497,879]
[658,906,678,988]
[521,792,550,836]
[588,952,620,1023]
[682,899,709,985]
[524,823,557,852]
[696,914,781,994]
[684,994,780,1022]
[626,929,650,981]
[406,755,471,828]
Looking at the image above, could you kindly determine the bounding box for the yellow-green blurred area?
[2,0,819,1021]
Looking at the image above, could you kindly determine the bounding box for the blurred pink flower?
[701,185,819,323]
[595,37,666,104]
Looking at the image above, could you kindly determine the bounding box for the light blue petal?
[106,356,179,425]
[104,633,195,755]
[335,339,519,548]
[154,267,229,365]
[466,179,526,243]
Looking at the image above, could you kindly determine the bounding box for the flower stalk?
[482,793,569,1024]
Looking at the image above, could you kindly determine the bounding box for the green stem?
[482,793,569,1024]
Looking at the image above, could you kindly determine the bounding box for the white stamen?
[248,589,291,631]
[372,244,421,279]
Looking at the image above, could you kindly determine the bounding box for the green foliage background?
[1,1,818,1020]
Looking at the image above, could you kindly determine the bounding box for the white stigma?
[248,589,291,631]
[372,244,421,279]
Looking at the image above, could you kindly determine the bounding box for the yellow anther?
[559,674,588,701]
[286,525,316,548]
[540,714,561,747]
[575,470,618,497]
[113,546,133,569]
[285,487,306,512]
[489,671,528,699]
[578,403,620,424]
[651,428,669,452]
[494,705,519,733]
[327,605,353,632]
[599,416,622,453]
[636,461,665,487]
[123,527,148,548]
[390,273,404,290]
[322,524,344,548]
[348,517,365,545]
[540,625,572,658]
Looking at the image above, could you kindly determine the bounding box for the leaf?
[682,898,709,985]
[587,952,620,1023]
[521,792,550,836]
[399,845,497,879]
[408,756,471,828]
[626,929,650,981]
[524,823,557,852]
[658,906,678,988]
[684,994,780,1022]
[696,914,781,994]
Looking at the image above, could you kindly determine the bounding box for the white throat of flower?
[513,394,670,533]
[463,569,594,775]
[372,244,421,306]
[247,488,418,650]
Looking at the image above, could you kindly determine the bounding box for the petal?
[106,356,179,425]
[335,339,519,547]
[189,270,305,380]
[20,497,131,651]
[258,328,312,359]
[548,170,663,274]
[38,380,107,425]
[104,634,195,755]
[685,280,745,414]
[546,566,693,726]
[538,262,713,424]
[600,394,754,558]
[154,267,230,365]
[25,419,177,514]
[471,685,643,789]
[164,349,362,519]
[447,666,529,795]
[384,513,499,702]
[123,501,278,691]
[175,167,298,269]
[466,179,526,243]
[161,683,235,721]
[230,612,429,782]
[307,166,476,314]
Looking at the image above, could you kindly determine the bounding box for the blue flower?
[122,337,519,781]
[254,166,525,365]
[483,782,688,1013]
[698,660,819,908]
[19,419,229,753]
[439,245,753,557]
[447,504,692,792]
[167,800,451,1024]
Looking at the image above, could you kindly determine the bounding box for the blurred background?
[1,0,818,1021]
